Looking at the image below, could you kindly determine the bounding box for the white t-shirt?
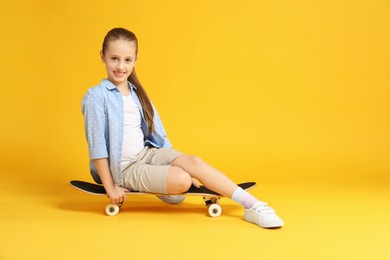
[121,94,145,169]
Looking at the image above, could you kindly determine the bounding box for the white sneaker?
[156,195,186,204]
[244,201,284,228]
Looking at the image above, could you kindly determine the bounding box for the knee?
[177,172,192,192]
[173,154,204,168]
[189,155,204,165]
[167,169,192,194]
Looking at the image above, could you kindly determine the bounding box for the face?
[101,39,137,88]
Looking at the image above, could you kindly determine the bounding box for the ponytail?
[128,69,154,135]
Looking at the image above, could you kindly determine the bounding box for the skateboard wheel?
[105,204,120,216]
[208,204,222,217]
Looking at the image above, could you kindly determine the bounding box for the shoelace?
[253,202,275,214]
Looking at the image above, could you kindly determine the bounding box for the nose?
[116,61,125,70]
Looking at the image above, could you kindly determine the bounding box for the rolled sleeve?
[89,146,108,159]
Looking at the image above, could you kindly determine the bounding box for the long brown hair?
[102,28,154,135]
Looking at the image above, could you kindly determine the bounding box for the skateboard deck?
[70,180,256,217]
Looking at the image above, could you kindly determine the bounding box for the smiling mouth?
[114,71,126,77]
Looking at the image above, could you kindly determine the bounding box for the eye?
[111,57,118,61]
[125,58,132,63]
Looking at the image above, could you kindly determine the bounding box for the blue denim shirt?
[82,79,172,186]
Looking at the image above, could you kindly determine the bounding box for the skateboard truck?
[203,196,222,217]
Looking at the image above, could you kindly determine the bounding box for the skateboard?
[70,180,256,217]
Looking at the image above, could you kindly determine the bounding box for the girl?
[82,27,283,228]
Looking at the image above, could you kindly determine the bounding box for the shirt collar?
[129,82,137,92]
[102,79,137,92]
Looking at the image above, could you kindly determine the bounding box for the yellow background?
[1,0,389,259]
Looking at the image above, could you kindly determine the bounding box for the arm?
[82,89,127,203]
[94,158,128,204]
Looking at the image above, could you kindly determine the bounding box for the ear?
[100,51,105,63]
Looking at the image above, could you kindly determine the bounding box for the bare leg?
[168,154,284,228]
[166,166,192,194]
[172,154,238,198]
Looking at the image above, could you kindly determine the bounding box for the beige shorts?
[121,147,182,194]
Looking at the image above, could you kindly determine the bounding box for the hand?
[192,178,200,188]
[107,185,129,204]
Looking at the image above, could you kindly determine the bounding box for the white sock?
[231,187,259,209]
